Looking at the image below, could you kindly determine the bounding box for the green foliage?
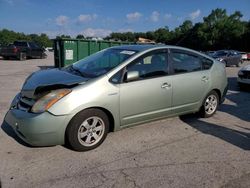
[56,35,71,39]
[0,29,52,47]
[105,8,250,51]
[76,34,85,39]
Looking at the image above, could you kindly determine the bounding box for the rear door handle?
[161,82,171,89]
[201,76,209,82]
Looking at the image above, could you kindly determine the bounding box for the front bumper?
[237,77,250,85]
[4,109,69,146]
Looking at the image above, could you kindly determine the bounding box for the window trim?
[120,49,170,83]
[199,56,214,70]
[109,49,170,84]
[169,49,210,75]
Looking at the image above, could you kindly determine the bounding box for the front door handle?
[161,82,171,89]
[201,76,209,82]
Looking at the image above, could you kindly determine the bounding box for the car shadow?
[180,114,250,150]
[219,77,250,122]
[37,66,54,70]
[180,76,250,150]
[1,120,32,147]
[227,77,250,92]
[0,56,33,61]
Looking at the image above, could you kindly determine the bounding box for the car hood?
[240,65,250,71]
[21,68,88,98]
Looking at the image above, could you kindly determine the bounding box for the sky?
[0,0,250,38]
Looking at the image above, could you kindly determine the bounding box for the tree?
[154,27,171,43]
[56,35,71,39]
[104,9,249,51]
[76,34,85,39]
[0,29,52,47]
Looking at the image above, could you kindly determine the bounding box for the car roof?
[111,44,215,59]
[111,44,202,53]
[110,44,161,52]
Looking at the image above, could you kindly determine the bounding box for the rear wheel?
[66,109,109,151]
[2,56,9,60]
[238,83,248,90]
[19,52,26,61]
[199,91,219,118]
[40,52,47,59]
[236,61,241,67]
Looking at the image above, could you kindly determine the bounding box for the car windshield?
[71,48,137,78]
[214,51,228,57]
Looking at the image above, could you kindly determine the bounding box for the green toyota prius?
[4,45,228,151]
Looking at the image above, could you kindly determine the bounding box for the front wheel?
[40,52,47,59]
[236,61,241,67]
[19,52,26,61]
[66,109,109,151]
[199,91,219,118]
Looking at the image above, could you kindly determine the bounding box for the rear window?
[14,42,28,47]
[201,57,213,70]
[29,42,39,48]
[214,51,228,56]
[171,52,201,73]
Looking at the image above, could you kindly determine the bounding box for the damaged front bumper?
[4,93,71,146]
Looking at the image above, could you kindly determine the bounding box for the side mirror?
[125,71,139,82]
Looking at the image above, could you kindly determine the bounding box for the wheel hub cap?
[77,116,105,147]
[205,94,218,115]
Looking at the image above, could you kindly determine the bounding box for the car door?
[169,49,210,114]
[119,49,173,126]
[232,51,241,65]
[29,42,41,58]
[227,51,234,66]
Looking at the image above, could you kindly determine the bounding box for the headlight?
[31,89,71,113]
[238,70,244,76]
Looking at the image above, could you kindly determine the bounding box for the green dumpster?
[53,38,134,68]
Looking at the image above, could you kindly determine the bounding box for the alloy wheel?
[204,94,218,115]
[77,116,105,147]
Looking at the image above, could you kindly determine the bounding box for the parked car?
[211,50,242,67]
[205,51,215,57]
[247,53,250,60]
[4,45,228,151]
[239,52,248,61]
[238,64,250,89]
[0,41,47,60]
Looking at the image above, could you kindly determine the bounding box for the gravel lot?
[0,53,249,188]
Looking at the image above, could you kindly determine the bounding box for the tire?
[199,91,219,118]
[19,52,26,61]
[238,83,248,91]
[40,52,47,59]
[2,56,9,60]
[236,61,240,67]
[65,109,109,151]
[238,83,243,90]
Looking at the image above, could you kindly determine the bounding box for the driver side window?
[124,51,168,81]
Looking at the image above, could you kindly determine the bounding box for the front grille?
[17,96,35,112]
[239,71,250,79]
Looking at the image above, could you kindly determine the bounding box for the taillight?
[13,47,19,53]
